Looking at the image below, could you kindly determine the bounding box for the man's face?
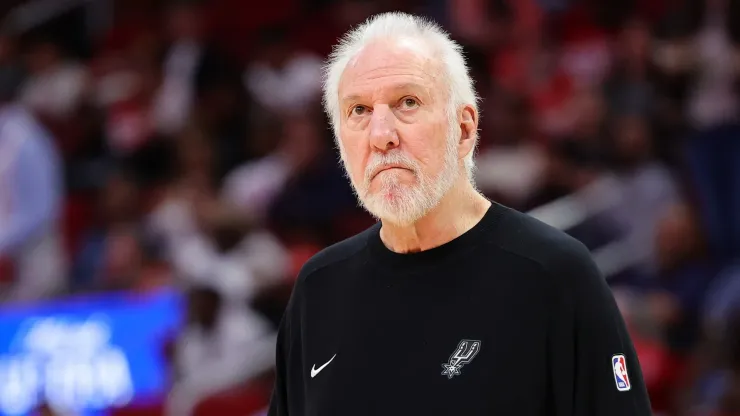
[337,39,461,225]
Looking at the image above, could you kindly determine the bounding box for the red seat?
[61,194,95,259]
[109,403,164,416]
[193,379,272,416]
[288,243,322,280]
[110,379,271,416]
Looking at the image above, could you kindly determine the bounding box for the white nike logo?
[311,354,336,378]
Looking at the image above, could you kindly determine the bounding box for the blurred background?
[0,0,738,414]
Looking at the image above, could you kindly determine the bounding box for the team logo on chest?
[441,339,481,379]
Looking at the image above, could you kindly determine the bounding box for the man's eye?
[352,105,368,116]
[401,98,419,109]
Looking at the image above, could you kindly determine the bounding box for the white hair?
[322,12,480,179]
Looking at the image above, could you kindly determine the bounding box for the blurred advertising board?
[0,288,182,415]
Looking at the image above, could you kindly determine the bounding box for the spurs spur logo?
[441,339,481,379]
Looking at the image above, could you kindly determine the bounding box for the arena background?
[0,0,739,415]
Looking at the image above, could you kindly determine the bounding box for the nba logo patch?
[612,354,631,391]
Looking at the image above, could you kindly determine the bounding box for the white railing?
[526,175,637,278]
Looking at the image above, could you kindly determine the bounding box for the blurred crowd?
[0,0,739,415]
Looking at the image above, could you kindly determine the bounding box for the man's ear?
[458,104,478,160]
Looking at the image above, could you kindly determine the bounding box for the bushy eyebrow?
[341,82,429,107]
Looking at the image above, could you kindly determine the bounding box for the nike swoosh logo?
[311,354,337,378]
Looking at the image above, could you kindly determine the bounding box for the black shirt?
[268,202,652,415]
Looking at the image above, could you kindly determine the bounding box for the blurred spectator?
[147,124,288,415]
[168,197,289,304]
[684,124,740,264]
[147,126,217,258]
[70,170,142,292]
[152,0,242,141]
[685,0,740,129]
[493,25,578,138]
[606,115,682,275]
[0,91,65,302]
[263,110,359,244]
[166,285,275,416]
[222,113,323,222]
[191,76,248,181]
[540,87,612,189]
[151,0,204,137]
[556,4,613,90]
[475,91,547,209]
[652,205,714,353]
[93,28,162,108]
[614,203,713,412]
[19,36,90,122]
[104,53,162,158]
[603,18,657,118]
[243,26,323,115]
[655,0,740,262]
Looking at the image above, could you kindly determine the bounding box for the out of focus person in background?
[0,32,65,303]
[148,127,218,254]
[606,115,682,277]
[71,169,142,292]
[19,36,89,123]
[603,18,657,120]
[654,0,740,265]
[152,0,207,137]
[475,90,548,209]
[261,111,359,245]
[222,113,322,224]
[167,285,275,416]
[243,26,323,115]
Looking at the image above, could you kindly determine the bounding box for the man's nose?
[369,106,399,152]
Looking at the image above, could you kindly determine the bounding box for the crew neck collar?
[367,201,506,273]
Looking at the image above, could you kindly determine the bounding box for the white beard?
[344,129,460,226]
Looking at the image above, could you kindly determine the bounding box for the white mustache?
[364,152,419,183]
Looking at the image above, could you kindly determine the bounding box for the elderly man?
[268,12,651,416]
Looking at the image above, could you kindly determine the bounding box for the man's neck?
[379,176,491,253]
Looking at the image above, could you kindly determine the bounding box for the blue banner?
[0,289,182,416]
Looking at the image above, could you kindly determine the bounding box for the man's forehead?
[349,37,433,66]
[340,81,430,105]
[339,39,442,97]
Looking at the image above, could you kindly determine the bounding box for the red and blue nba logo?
[612,354,631,391]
